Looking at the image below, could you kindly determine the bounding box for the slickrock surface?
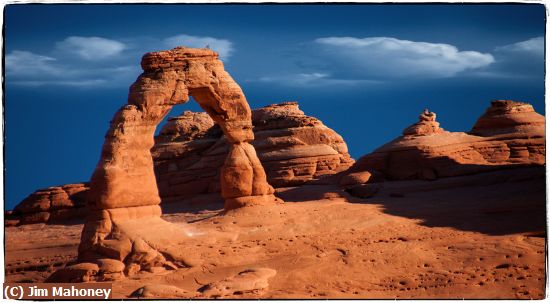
[6,183,89,226]
[153,101,354,203]
[5,166,545,299]
[200,268,277,297]
[346,100,545,182]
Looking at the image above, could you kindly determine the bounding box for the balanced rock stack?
[402,108,445,136]
[47,46,282,282]
[153,101,354,203]
[346,100,545,182]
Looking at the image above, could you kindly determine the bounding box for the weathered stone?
[346,100,545,182]
[59,47,281,275]
[45,262,99,283]
[95,258,126,281]
[97,237,132,261]
[153,102,354,203]
[136,284,197,299]
[471,100,545,137]
[201,268,277,298]
[14,101,354,225]
[340,171,373,186]
[124,263,141,276]
[402,108,445,136]
[10,183,89,225]
[345,184,382,199]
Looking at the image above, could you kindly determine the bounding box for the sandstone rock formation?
[346,100,545,183]
[6,183,89,225]
[11,102,352,226]
[402,108,445,136]
[153,101,354,203]
[470,100,545,137]
[49,47,281,281]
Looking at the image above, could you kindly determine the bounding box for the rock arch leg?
[50,47,281,282]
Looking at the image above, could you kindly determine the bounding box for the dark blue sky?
[4,4,545,210]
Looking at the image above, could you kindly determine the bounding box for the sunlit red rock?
[346,100,545,182]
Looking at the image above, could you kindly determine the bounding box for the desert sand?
[5,166,545,299]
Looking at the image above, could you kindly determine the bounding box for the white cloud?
[55,36,126,61]
[5,49,139,88]
[6,51,61,77]
[495,36,544,54]
[164,34,233,60]
[7,34,236,88]
[256,72,381,87]
[475,36,545,79]
[313,36,495,79]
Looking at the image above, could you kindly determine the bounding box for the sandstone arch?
[77,47,281,273]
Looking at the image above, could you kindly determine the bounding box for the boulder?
[45,262,99,283]
[95,258,126,281]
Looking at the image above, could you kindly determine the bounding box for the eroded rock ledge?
[343,100,545,184]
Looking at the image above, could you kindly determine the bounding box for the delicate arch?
[78,47,280,271]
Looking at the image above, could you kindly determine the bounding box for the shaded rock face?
[72,47,280,280]
[7,183,89,225]
[156,111,219,143]
[152,101,354,203]
[347,100,545,182]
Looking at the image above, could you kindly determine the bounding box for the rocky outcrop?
[57,46,281,282]
[402,109,445,136]
[6,183,89,226]
[153,101,354,203]
[345,100,545,183]
[471,100,545,137]
[10,102,353,226]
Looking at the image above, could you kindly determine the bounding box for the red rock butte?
[75,47,282,276]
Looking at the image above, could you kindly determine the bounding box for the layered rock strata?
[6,183,89,226]
[50,47,281,281]
[346,100,545,183]
[153,101,354,203]
[11,102,353,225]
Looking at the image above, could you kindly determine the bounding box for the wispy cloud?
[6,51,62,77]
[255,72,381,87]
[55,36,126,61]
[164,34,233,60]
[313,37,495,79]
[251,36,495,87]
[470,36,545,79]
[495,36,544,54]
[6,33,234,88]
[5,48,139,88]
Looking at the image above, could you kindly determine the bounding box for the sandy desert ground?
[5,166,546,299]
